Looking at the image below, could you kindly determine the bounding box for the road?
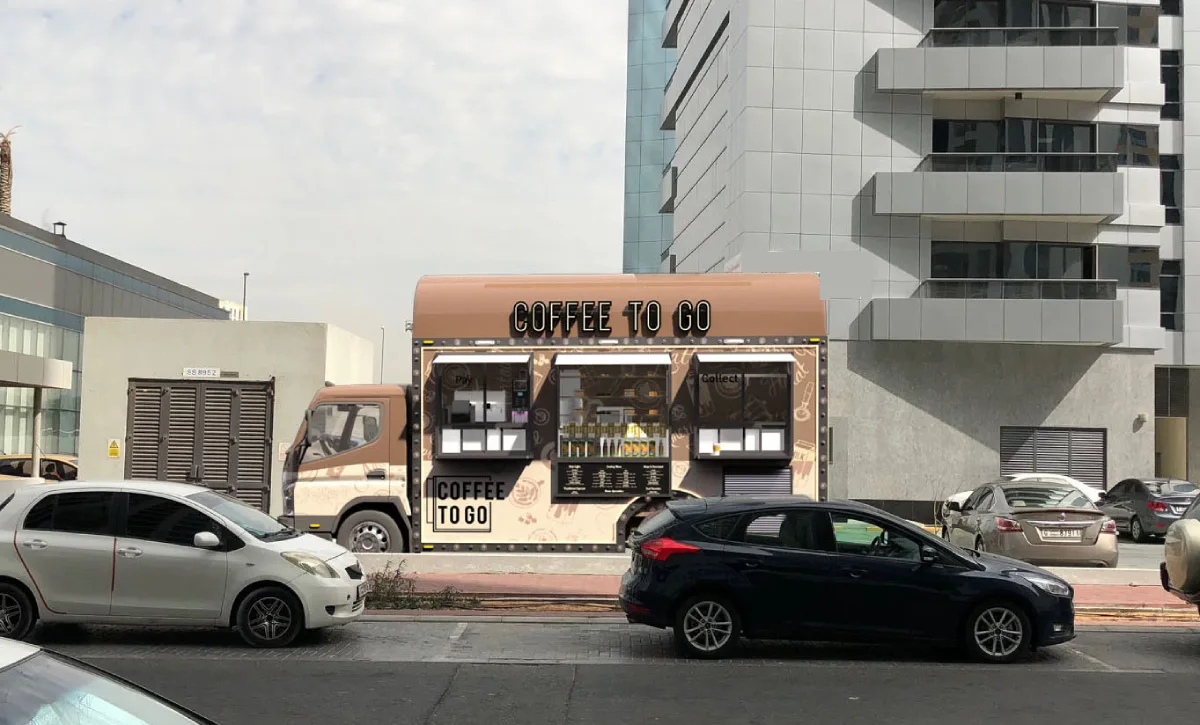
[31,619,1200,725]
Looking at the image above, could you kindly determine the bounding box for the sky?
[0,0,628,382]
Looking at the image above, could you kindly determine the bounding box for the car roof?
[11,480,210,498]
[0,638,39,668]
[667,495,887,519]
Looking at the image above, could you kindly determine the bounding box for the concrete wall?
[78,318,374,515]
[827,341,1155,512]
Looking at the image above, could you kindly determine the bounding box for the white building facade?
[636,0,1190,520]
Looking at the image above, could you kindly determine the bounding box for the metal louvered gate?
[999,426,1107,490]
[125,380,275,511]
[723,466,793,496]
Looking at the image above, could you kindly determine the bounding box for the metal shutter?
[199,385,234,488]
[723,466,793,496]
[126,385,165,480]
[1156,367,1189,418]
[164,386,199,483]
[999,426,1107,490]
[232,384,273,511]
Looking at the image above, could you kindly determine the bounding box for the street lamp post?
[241,272,249,321]
[379,326,386,384]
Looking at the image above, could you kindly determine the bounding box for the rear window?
[1147,480,1198,495]
[635,508,677,539]
[695,515,741,542]
[1001,485,1092,509]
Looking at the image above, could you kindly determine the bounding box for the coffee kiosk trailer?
[281,272,827,553]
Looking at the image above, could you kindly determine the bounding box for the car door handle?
[21,539,47,550]
[843,566,868,579]
[739,561,760,569]
[366,469,387,480]
[117,547,143,558]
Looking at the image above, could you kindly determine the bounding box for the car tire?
[0,582,36,641]
[235,587,305,649]
[1130,517,1150,544]
[338,510,405,554]
[672,593,741,660]
[962,600,1032,664]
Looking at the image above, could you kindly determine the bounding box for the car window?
[1000,484,1094,509]
[975,490,995,512]
[0,651,208,725]
[1108,481,1131,498]
[694,515,741,541]
[301,402,383,463]
[742,510,836,552]
[23,492,115,535]
[634,508,677,539]
[0,458,30,477]
[1151,480,1198,495]
[187,490,296,541]
[831,513,922,562]
[125,494,225,548]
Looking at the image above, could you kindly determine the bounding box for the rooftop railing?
[919,279,1119,301]
[920,26,1120,48]
[920,153,1120,173]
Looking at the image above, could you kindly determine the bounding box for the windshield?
[1000,485,1093,509]
[0,651,207,725]
[187,490,298,541]
[1147,480,1199,495]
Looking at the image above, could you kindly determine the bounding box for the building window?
[931,241,1096,280]
[1161,0,1181,17]
[1162,155,1182,225]
[1097,246,1159,289]
[1162,51,1182,120]
[1156,367,1189,418]
[933,0,1159,46]
[697,363,790,428]
[1097,124,1159,167]
[1097,4,1159,46]
[1161,260,1183,331]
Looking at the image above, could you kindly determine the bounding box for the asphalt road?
[1113,540,1164,570]
[29,619,1200,725]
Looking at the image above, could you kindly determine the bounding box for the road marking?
[1065,646,1118,671]
[431,622,469,662]
[449,622,468,641]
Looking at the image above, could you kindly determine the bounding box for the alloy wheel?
[973,607,1024,659]
[683,600,734,653]
[247,597,293,642]
[0,593,21,636]
[351,522,390,553]
[1131,518,1143,541]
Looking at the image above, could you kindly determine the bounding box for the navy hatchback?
[619,496,1076,662]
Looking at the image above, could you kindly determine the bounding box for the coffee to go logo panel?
[426,476,507,533]
[510,299,712,338]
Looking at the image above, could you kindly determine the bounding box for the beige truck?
[280,272,828,554]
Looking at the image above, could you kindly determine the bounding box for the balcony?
[660,166,677,213]
[662,0,682,48]
[869,279,1124,345]
[874,154,1123,223]
[875,27,1124,102]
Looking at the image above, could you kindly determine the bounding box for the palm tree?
[0,126,19,216]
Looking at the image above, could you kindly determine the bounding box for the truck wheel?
[338,510,405,553]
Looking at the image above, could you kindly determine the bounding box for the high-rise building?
[0,214,228,458]
[623,0,678,273]
[645,0,1191,518]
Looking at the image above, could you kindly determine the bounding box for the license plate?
[1040,528,1081,540]
[356,582,371,600]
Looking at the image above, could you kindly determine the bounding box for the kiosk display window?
[556,364,670,461]
[436,355,531,457]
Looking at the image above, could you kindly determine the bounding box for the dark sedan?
[619,496,1075,663]
[1100,477,1199,542]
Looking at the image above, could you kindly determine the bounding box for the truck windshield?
[0,651,209,725]
[188,490,298,541]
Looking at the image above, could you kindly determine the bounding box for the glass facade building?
[623,0,676,273]
[0,217,227,456]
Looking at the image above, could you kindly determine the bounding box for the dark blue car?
[619,496,1076,662]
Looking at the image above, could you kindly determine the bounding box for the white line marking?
[1066,646,1118,671]
[449,622,468,641]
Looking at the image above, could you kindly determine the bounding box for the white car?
[940,474,1103,534]
[0,638,218,723]
[0,480,370,648]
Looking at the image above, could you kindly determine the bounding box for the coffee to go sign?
[510,299,712,338]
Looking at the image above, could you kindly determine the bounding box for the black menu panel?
[554,461,670,498]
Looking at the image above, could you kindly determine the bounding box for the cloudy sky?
[0,0,628,381]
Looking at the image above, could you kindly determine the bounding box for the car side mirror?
[194,531,221,549]
[920,545,940,564]
[946,501,962,512]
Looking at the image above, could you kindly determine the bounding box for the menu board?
[554,461,670,498]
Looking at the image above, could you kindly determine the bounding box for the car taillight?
[995,518,1023,533]
[1148,501,1169,513]
[1100,519,1117,534]
[639,537,700,562]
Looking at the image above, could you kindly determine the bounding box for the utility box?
[79,318,374,515]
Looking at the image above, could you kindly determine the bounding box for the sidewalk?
[411,571,1195,611]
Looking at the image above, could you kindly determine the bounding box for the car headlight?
[281,552,337,578]
[1018,572,1071,598]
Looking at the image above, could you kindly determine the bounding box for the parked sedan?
[940,473,1100,534]
[619,496,1075,663]
[1100,477,1199,543]
[0,480,370,648]
[944,479,1118,567]
[0,638,219,724]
